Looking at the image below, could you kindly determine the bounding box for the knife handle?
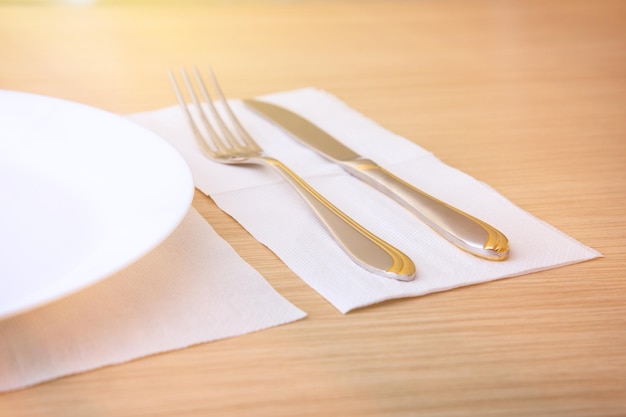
[261,156,416,281]
[344,159,509,260]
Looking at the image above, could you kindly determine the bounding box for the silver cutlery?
[169,67,416,281]
[244,99,509,260]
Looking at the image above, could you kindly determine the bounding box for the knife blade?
[244,99,509,260]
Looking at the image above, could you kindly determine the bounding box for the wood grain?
[1,0,624,416]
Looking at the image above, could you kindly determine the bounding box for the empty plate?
[0,90,194,319]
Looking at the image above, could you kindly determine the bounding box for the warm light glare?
[54,0,98,5]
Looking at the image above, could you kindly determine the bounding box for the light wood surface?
[1,0,625,415]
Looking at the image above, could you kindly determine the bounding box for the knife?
[244,99,509,260]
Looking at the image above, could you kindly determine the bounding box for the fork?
[169,67,416,281]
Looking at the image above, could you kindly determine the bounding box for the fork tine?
[192,66,246,153]
[206,66,262,153]
[168,69,216,156]
[180,67,232,154]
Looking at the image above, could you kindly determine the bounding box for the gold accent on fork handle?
[346,159,509,260]
[262,156,416,281]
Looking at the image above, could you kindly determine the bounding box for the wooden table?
[1,0,625,415]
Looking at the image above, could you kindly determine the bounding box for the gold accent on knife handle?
[347,159,509,260]
[263,157,416,280]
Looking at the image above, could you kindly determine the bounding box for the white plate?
[0,90,194,319]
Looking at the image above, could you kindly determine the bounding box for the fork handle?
[260,156,415,281]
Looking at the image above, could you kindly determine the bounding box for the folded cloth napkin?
[129,88,601,314]
[0,208,306,392]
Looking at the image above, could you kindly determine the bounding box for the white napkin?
[129,88,601,313]
[0,208,306,392]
